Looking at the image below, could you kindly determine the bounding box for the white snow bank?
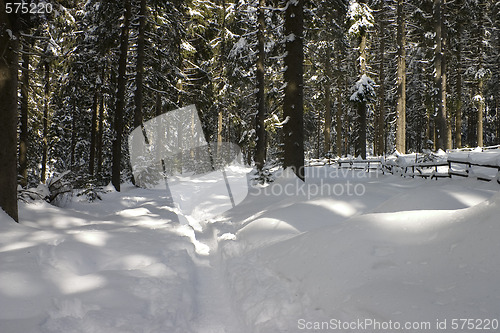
[449,150,500,166]
[0,187,198,333]
[219,167,500,333]
[2,165,500,333]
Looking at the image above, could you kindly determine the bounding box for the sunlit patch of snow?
[72,231,109,247]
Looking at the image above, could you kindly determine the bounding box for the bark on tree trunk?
[336,55,343,156]
[89,86,99,177]
[156,91,162,117]
[217,112,223,146]
[71,101,77,169]
[455,25,463,148]
[336,89,343,157]
[19,40,30,188]
[476,1,485,147]
[96,88,104,179]
[216,0,226,156]
[434,0,449,151]
[477,79,484,147]
[375,20,386,156]
[443,26,451,150]
[41,61,50,183]
[324,46,332,156]
[255,0,267,171]
[395,0,406,154]
[357,102,367,159]
[468,107,476,147]
[134,0,146,129]
[356,32,367,159]
[112,0,131,192]
[283,0,305,180]
[0,3,19,222]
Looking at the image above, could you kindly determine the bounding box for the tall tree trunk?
[336,89,343,157]
[443,24,452,150]
[41,61,50,183]
[155,91,162,117]
[497,2,500,145]
[395,0,406,153]
[455,24,463,148]
[134,0,146,129]
[324,46,332,156]
[476,0,485,147]
[19,40,30,188]
[335,54,343,156]
[96,89,104,179]
[434,0,450,151]
[283,0,304,180]
[255,0,267,171]
[375,20,386,156]
[477,79,484,147]
[356,31,368,159]
[356,102,367,159]
[70,101,77,169]
[112,0,131,192]
[468,107,476,147]
[316,109,321,159]
[0,3,19,222]
[217,0,226,151]
[496,97,500,146]
[425,108,431,149]
[89,86,99,177]
[217,112,223,145]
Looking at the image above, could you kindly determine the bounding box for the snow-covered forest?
[1,0,500,332]
[1,0,500,216]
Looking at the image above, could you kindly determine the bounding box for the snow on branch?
[350,74,376,103]
[347,0,374,37]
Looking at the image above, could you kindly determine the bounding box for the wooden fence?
[334,155,500,184]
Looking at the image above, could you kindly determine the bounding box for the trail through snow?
[0,184,246,333]
[191,255,242,333]
[190,223,245,333]
[2,166,500,333]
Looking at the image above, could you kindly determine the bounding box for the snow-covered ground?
[1,166,500,332]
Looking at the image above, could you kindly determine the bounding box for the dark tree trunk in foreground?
[283,0,305,181]
[112,0,131,192]
[19,40,30,188]
[0,1,19,222]
[255,0,267,171]
[134,0,146,129]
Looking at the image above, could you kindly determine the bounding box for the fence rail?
[333,155,500,184]
[338,158,382,170]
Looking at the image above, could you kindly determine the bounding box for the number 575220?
[5,2,53,14]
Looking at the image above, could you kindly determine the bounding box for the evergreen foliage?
[1,0,499,214]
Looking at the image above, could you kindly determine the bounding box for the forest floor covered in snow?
[1,166,500,333]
